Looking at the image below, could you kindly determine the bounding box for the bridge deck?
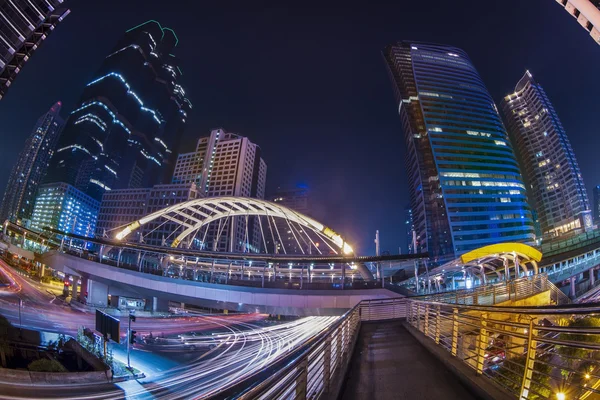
[342,320,476,400]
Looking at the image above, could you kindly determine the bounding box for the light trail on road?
[0,314,336,400]
[0,259,338,399]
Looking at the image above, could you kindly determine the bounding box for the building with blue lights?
[44,20,191,201]
[502,71,592,239]
[30,182,99,237]
[0,1,70,100]
[383,41,535,265]
[0,102,64,224]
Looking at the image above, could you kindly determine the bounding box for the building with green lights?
[45,20,191,201]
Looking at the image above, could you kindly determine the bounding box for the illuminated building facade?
[502,71,591,239]
[554,0,600,45]
[45,20,191,201]
[594,185,600,224]
[383,41,535,264]
[30,182,99,237]
[95,183,200,246]
[0,1,70,100]
[172,128,267,251]
[0,101,64,224]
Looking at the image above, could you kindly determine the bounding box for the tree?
[28,359,67,372]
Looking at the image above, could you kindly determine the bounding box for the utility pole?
[127,313,136,370]
[18,298,22,337]
[375,230,384,287]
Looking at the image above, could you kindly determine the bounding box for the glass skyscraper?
[0,1,70,99]
[45,20,191,201]
[383,41,535,264]
[0,101,64,224]
[502,71,591,239]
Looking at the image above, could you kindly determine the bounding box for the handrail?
[418,274,571,306]
[208,297,407,400]
[407,297,600,399]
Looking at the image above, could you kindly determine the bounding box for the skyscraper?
[0,1,70,100]
[404,205,415,254]
[594,185,600,224]
[0,101,64,224]
[45,20,191,201]
[502,71,591,239]
[554,0,600,46]
[172,128,267,251]
[383,41,535,264]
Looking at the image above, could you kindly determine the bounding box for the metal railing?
[210,297,407,400]
[407,298,600,400]
[422,274,571,306]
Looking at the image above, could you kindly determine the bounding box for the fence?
[422,274,571,306]
[407,298,600,400]
[210,297,407,400]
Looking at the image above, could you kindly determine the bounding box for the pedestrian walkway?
[341,320,476,400]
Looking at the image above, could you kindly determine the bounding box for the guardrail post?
[295,357,308,399]
[435,305,441,344]
[475,312,488,375]
[451,308,459,357]
[424,305,430,337]
[323,337,331,392]
[519,318,538,400]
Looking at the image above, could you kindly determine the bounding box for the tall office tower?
[594,186,600,224]
[383,42,535,265]
[0,1,70,100]
[270,185,311,254]
[30,182,99,237]
[502,71,591,239]
[172,128,267,251]
[554,0,600,46]
[404,205,415,254]
[95,183,200,246]
[0,101,64,224]
[45,20,191,201]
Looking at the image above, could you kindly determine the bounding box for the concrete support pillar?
[40,264,45,278]
[88,279,109,307]
[570,277,577,298]
[150,297,169,313]
[591,268,596,286]
[80,276,89,303]
[72,277,80,299]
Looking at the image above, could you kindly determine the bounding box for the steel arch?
[114,197,354,255]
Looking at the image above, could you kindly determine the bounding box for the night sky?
[1,0,599,254]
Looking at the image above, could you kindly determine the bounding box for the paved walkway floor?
[341,320,478,400]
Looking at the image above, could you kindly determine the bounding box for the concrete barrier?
[0,368,111,386]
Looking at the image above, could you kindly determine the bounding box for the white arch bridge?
[100,197,403,282]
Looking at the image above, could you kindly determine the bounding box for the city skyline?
[1,0,600,253]
[384,41,535,264]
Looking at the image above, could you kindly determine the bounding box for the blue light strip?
[71,101,131,135]
[86,72,163,125]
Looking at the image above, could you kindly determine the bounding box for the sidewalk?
[342,320,476,400]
